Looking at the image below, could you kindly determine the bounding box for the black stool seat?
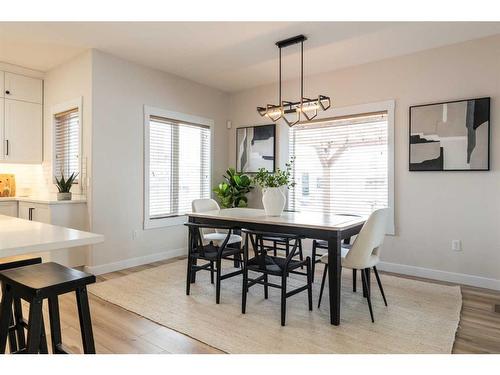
[0,262,95,299]
[0,262,97,354]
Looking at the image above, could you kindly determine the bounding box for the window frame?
[143,105,214,230]
[285,100,395,235]
[51,97,83,189]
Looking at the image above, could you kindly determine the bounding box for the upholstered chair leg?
[281,275,287,326]
[362,269,375,323]
[373,266,388,306]
[353,269,357,292]
[361,269,367,298]
[318,265,328,308]
[210,261,214,284]
[365,268,371,297]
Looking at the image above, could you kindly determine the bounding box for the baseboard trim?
[377,261,500,291]
[84,247,187,275]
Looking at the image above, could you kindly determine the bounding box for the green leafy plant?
[253,158,296,189]
[213,168,253,208]
[55,172,78,193]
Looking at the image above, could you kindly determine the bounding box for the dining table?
[187,207,366,326]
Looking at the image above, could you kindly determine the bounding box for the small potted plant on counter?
[254,158,295,217]
[55,172,78,201]
[213,168,253,208]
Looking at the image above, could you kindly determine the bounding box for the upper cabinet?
[0,71,43,164]
[4,72,42,104]
[4,99,42,163]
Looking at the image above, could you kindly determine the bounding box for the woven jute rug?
[89,259,461,353]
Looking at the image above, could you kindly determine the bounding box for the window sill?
[144,215,186,230]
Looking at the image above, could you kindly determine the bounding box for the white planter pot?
[262,187,286,216]
[57,192,72,201]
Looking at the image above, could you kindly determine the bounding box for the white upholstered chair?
[191,199,242,246]
[317,208,389,322]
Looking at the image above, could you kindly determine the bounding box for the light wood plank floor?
[13,257,500,354]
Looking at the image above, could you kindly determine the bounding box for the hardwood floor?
[11,257,500,354]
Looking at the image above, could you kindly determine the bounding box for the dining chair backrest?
[192,199,222,235]
[192,198,220,213]
[344,208,389,269]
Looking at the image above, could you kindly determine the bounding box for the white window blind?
[148,115,211,219]
[54,108,80,182]
[289,112,388,216]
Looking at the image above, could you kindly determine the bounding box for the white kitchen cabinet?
[4,72,43,104]
[3,99,43,163]
[17,200,89,267]
[0,201,17,217]
[18,202,51,223]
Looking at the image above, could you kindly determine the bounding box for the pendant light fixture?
[257,35,331,127]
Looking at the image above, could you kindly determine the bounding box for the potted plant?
[55,172,78,201]
[213,168,253,208]
[254,159,295,216]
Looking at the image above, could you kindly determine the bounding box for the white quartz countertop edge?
[0,196,87,205]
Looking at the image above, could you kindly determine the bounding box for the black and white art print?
[236,124,276,173]
[409,97,490,171]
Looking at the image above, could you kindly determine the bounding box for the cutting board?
[0,174,16,197]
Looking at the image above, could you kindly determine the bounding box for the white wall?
[88,50,230,272]
[43,51,94,265]
[227,35,500,288]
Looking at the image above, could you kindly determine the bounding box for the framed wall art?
[409,97,490,171]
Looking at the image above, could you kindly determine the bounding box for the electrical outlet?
[132,230,138,240]
[451,240,462,252]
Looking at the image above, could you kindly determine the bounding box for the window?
[53,103,81,183]
[144,106,212,228]
[289,111,392,230]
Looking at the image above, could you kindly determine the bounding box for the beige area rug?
[89,259,461,353]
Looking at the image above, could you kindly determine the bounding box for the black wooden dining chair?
[185,222,244,304]
[241,229,312,326]
[259,235,305,268]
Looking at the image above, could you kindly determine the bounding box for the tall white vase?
[262,187,286,216]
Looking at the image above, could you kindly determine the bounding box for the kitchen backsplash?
[0,163,52,196]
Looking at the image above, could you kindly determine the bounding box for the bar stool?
[0,262,96,354]
[0,257,48,354]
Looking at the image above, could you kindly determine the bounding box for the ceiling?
[1,22,500,92]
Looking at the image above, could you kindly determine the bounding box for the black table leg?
[327,236,342,325]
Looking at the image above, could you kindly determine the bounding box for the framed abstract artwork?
[236,124,276,173]
[409,97,490,171]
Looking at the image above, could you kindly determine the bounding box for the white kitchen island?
[0,214,103,259]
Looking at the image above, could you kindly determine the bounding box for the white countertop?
[188,208,366,231]
[0,194,87,205]
[0,214,103,258]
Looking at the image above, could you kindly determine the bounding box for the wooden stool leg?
[48,296,64,354]
[8,307,18,353]
[0,284,14,354]
[26,297,43,354]
[39,319,49,354]
[75,287,95,354]
[13,297,26,351]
